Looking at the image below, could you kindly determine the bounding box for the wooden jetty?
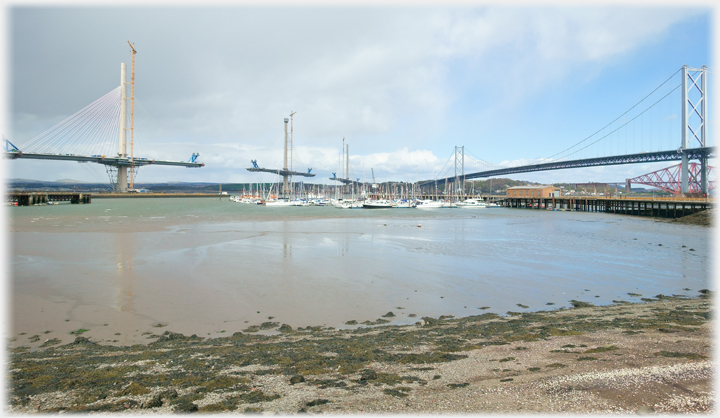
[501,196,712,219]
[8,192,92,206]
[7,191,229,205]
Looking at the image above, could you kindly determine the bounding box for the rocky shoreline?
[667,208,713,226]
[7,292,714,414]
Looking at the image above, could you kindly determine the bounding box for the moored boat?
[362,199,394,209]
[335,199,364,209]
[265,199,295,207]
[392,200,416,208]
[457,198,487,208]
[416,199,444,209]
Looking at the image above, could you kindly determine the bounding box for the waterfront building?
[506,185,561,198]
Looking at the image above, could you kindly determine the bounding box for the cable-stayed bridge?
[5,49,203,192]
[421,65,715,195]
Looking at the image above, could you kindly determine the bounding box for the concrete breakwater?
[92,192,224,198]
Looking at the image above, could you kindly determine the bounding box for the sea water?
[8,198,713,346]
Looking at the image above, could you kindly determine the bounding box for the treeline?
[463,178,538,194]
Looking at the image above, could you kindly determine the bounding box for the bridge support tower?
[116,63,129,192]
[282,118,290,196]
[681,65,709,195]
[454,146,464,197]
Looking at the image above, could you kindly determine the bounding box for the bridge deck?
[4,151,204,168]
[246,167,315,177]
[418,147,715,186]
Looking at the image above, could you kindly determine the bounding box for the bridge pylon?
[116,62,129,192]
[4,43,204,179]
[454,146,464,197]
[681,65,709,195]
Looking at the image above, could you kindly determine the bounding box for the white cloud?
[429,7,698,105]
[352,148,442,179]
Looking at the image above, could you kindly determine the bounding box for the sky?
[1,1,716,186]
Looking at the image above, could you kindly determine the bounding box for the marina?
[9,188,712,221]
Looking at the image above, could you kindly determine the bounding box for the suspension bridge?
[420,65,715,196]
[4,43,203,192]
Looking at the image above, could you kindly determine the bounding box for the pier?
[501,196,712,219]
[8,191,92,206]
[7,191,233,206]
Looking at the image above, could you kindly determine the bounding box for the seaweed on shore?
[8,296,712,412]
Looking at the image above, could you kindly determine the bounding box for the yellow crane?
[127,41,137,189]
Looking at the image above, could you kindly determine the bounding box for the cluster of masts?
[228,182,499,208]
[235,159,501,208]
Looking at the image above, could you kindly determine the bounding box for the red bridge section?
[627,163,715,195]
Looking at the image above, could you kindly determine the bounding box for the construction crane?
[289,111,296,189]
[246,116,316,194]
[127,41,137,189]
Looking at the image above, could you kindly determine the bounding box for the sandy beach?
[7,293,713,414]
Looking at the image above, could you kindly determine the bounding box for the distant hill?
[5,178,44,183]
[54,178,91,184]
[5,179,275,193]
[6,178,91,184]
[7,178,663,196]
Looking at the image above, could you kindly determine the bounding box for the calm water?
[9,198,713,346]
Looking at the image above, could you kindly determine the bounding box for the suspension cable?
[547,67,682,161]
[559,83,682,160]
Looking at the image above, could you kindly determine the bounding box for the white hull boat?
[362,199,394,209]
[392,200,416,208]
[265,199,295,207]
[416,199,455,208]
[335,200,364,209]
[457,198,487,208]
